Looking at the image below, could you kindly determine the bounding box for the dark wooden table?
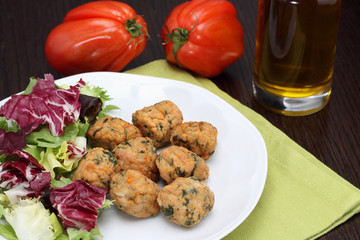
[1,0,359,239]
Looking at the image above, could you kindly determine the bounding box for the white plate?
[0,72,267,240]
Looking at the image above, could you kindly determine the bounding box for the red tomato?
[161,0,244,77]
[45,1,148,76]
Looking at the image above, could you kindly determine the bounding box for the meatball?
[113,137,159,182]
[72,147,117,190]
[170,121,217,160]
[87,116,142,150]
[157,177,214,228]
[157,146,209,184]
[132,100,183,148]
[110,170,160,218]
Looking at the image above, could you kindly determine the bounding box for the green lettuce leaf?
[0,117,19,132]
[24,137,86,178]
[0,224,17,240]
[50,213,64,240]
[66,226,102,240]
[51,177,73,188]
[59,82,119,120]
[23,77,38,95]
[2,197,62,240]
[79,83,119,118]
[26,121,88,148]
[79,84,111,104]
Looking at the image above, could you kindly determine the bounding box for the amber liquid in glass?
[253,0,341,114]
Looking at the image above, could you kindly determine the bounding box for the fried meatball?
[72,147,116,190]
[170,121,217,160]
[113,137,159,182]
[110,170,160,218]
[87,116,142,150]
[157,177,214,228]
[132,100,183,148]
[157,146,209,184]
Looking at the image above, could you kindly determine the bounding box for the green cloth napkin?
[126,59,360,240]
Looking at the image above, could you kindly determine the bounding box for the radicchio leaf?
[0,124,33,156]
[78,94,102,125]
[0,158,51,204]
[0,124,44,169]
[67,137,87,161]
[0,74,84,136]
[50,180,107,231]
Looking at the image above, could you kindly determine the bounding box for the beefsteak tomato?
[161,0,244,77]
[45,1,149,76]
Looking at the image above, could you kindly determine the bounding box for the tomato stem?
[125,16,149,45]
[163,13,198,64]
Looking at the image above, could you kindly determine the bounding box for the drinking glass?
[253,0,342,116]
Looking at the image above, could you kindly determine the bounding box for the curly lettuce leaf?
[24,137,86,178]
[66,226,102,240]
[79,84,111,104]
[2,198,62,240]
[59,82,119,124]
[97,105,121,119]
[79,83,119,119]
[26,121,89,149]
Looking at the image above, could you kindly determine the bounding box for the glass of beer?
[253,0,342,116]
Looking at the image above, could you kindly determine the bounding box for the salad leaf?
[26,121,89,149]
[78,83,119,120]
[24,137,86,178]
[78,95,102,125]
[0,125,30,156]
[50,180,107,232]
[0,117,19,133]
[97,105,121,119]
[0,74,84,136]
[66,226,102,240]
[79,84,111,104]
[51,177,73,189]
[0,75,121,239]
[2,198,61,240]
[0,159,51,204]
[0,123,45,169]
[50,212,64,240]
[22,77,38,95]
[0,223,17,240]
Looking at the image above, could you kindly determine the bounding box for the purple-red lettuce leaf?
[0,74,84,136]
[50,180,107,231]
[0,124,33,156]
[78,94,102,125]
[0,125,44,169]
[0,158,51,204]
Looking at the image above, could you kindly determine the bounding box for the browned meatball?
[157,177,215,228]
[170,121,217,160]
[113,137,159,182]
[157,146,209,184]
[87,116,142,150]
[132,100,183,148]
[110,170,160,218]
[72,147,116,190]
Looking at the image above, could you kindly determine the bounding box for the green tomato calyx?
[125,16,149,44]
[162,13,198,64]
